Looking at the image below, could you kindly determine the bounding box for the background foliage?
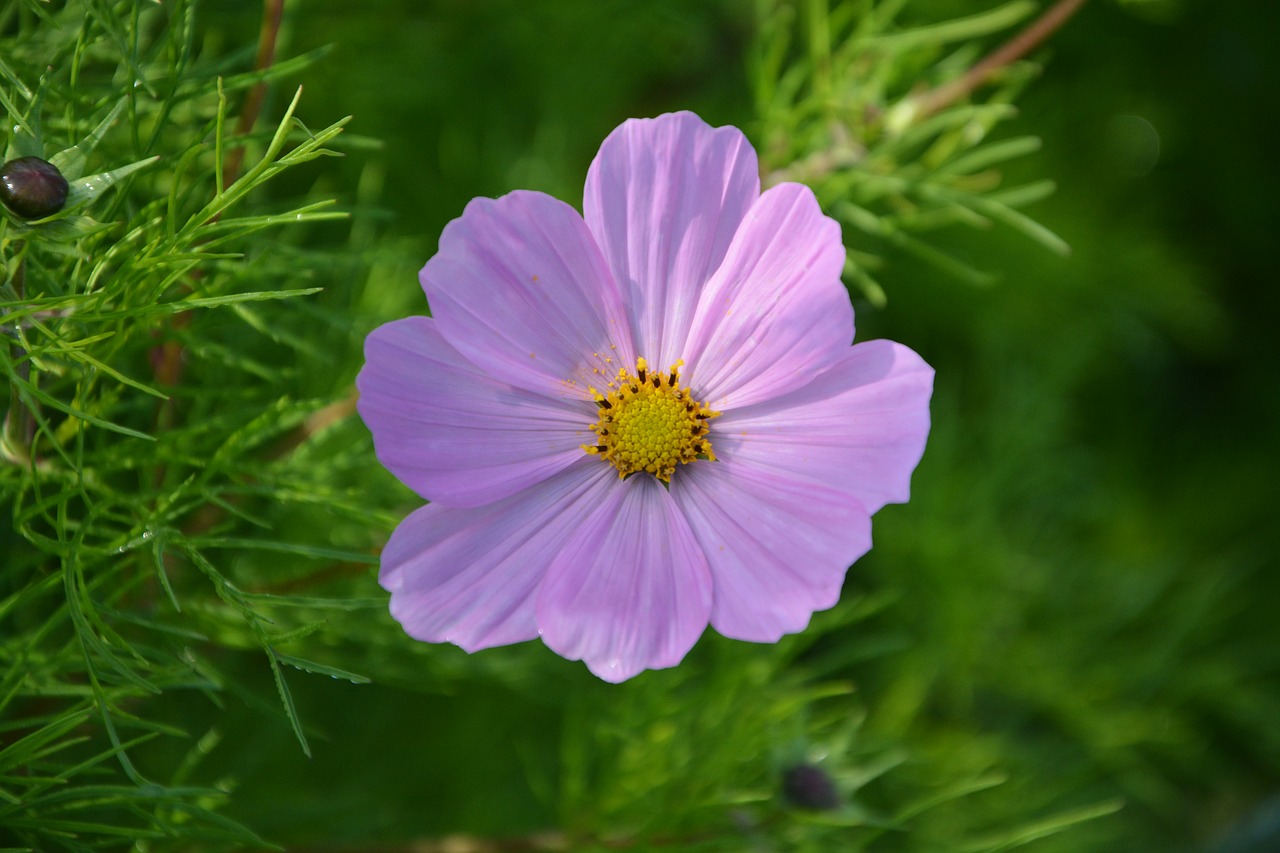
[2,0,1277,851]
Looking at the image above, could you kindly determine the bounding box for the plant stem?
[911,0,1089,119]
[3,250,35,463]
[223,0,287,192]
[150,0,288,489]
[152,0,287,385]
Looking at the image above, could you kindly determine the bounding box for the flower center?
[582,358,720,483]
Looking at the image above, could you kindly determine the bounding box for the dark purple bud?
[1,156,70,219]
[781,764,841,811]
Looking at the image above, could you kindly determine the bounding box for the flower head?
[357,112,933,682]
[1,97,158,238]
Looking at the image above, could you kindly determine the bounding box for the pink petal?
[682,182,852,410]
[356,316,591,508]
[584,112,760,370]
[421,190,636,400]
[714,341,933,515]
[671,460,872,643]
[536,473,712,682]
[380,461,615,653]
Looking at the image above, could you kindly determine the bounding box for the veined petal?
[356,316,591,508]
[381,461,615,653]
[536,474,712,682]
[682,182,852,410]
[421,190,636,399]
[584,112,760,370]
[715,341,933,514]
[671,460,872,643]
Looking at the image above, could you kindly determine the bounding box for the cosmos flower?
[357,111,933,682]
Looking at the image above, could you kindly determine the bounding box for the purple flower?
[357,112,933,682]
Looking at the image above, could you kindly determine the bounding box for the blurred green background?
[22,0,1277,850]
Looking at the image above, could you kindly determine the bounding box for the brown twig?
[150,0,288,400]
[150,0,290,489]
[222,0,287,192]
[271,392,358,459]
[910,0,1088,119]
[763,0,1086,187]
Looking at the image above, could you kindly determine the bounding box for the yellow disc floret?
[582,358,720,482]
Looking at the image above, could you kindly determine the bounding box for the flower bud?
[1,156,70,219]
[781,763,841,811]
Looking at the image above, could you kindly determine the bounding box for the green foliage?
[1,0,378,848]
[754,0,1065,304]
[4,1,1277,852]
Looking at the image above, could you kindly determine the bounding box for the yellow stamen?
[581,357,720,482]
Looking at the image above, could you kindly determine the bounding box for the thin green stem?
[3,248,35,463]
[150,0,288,479]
